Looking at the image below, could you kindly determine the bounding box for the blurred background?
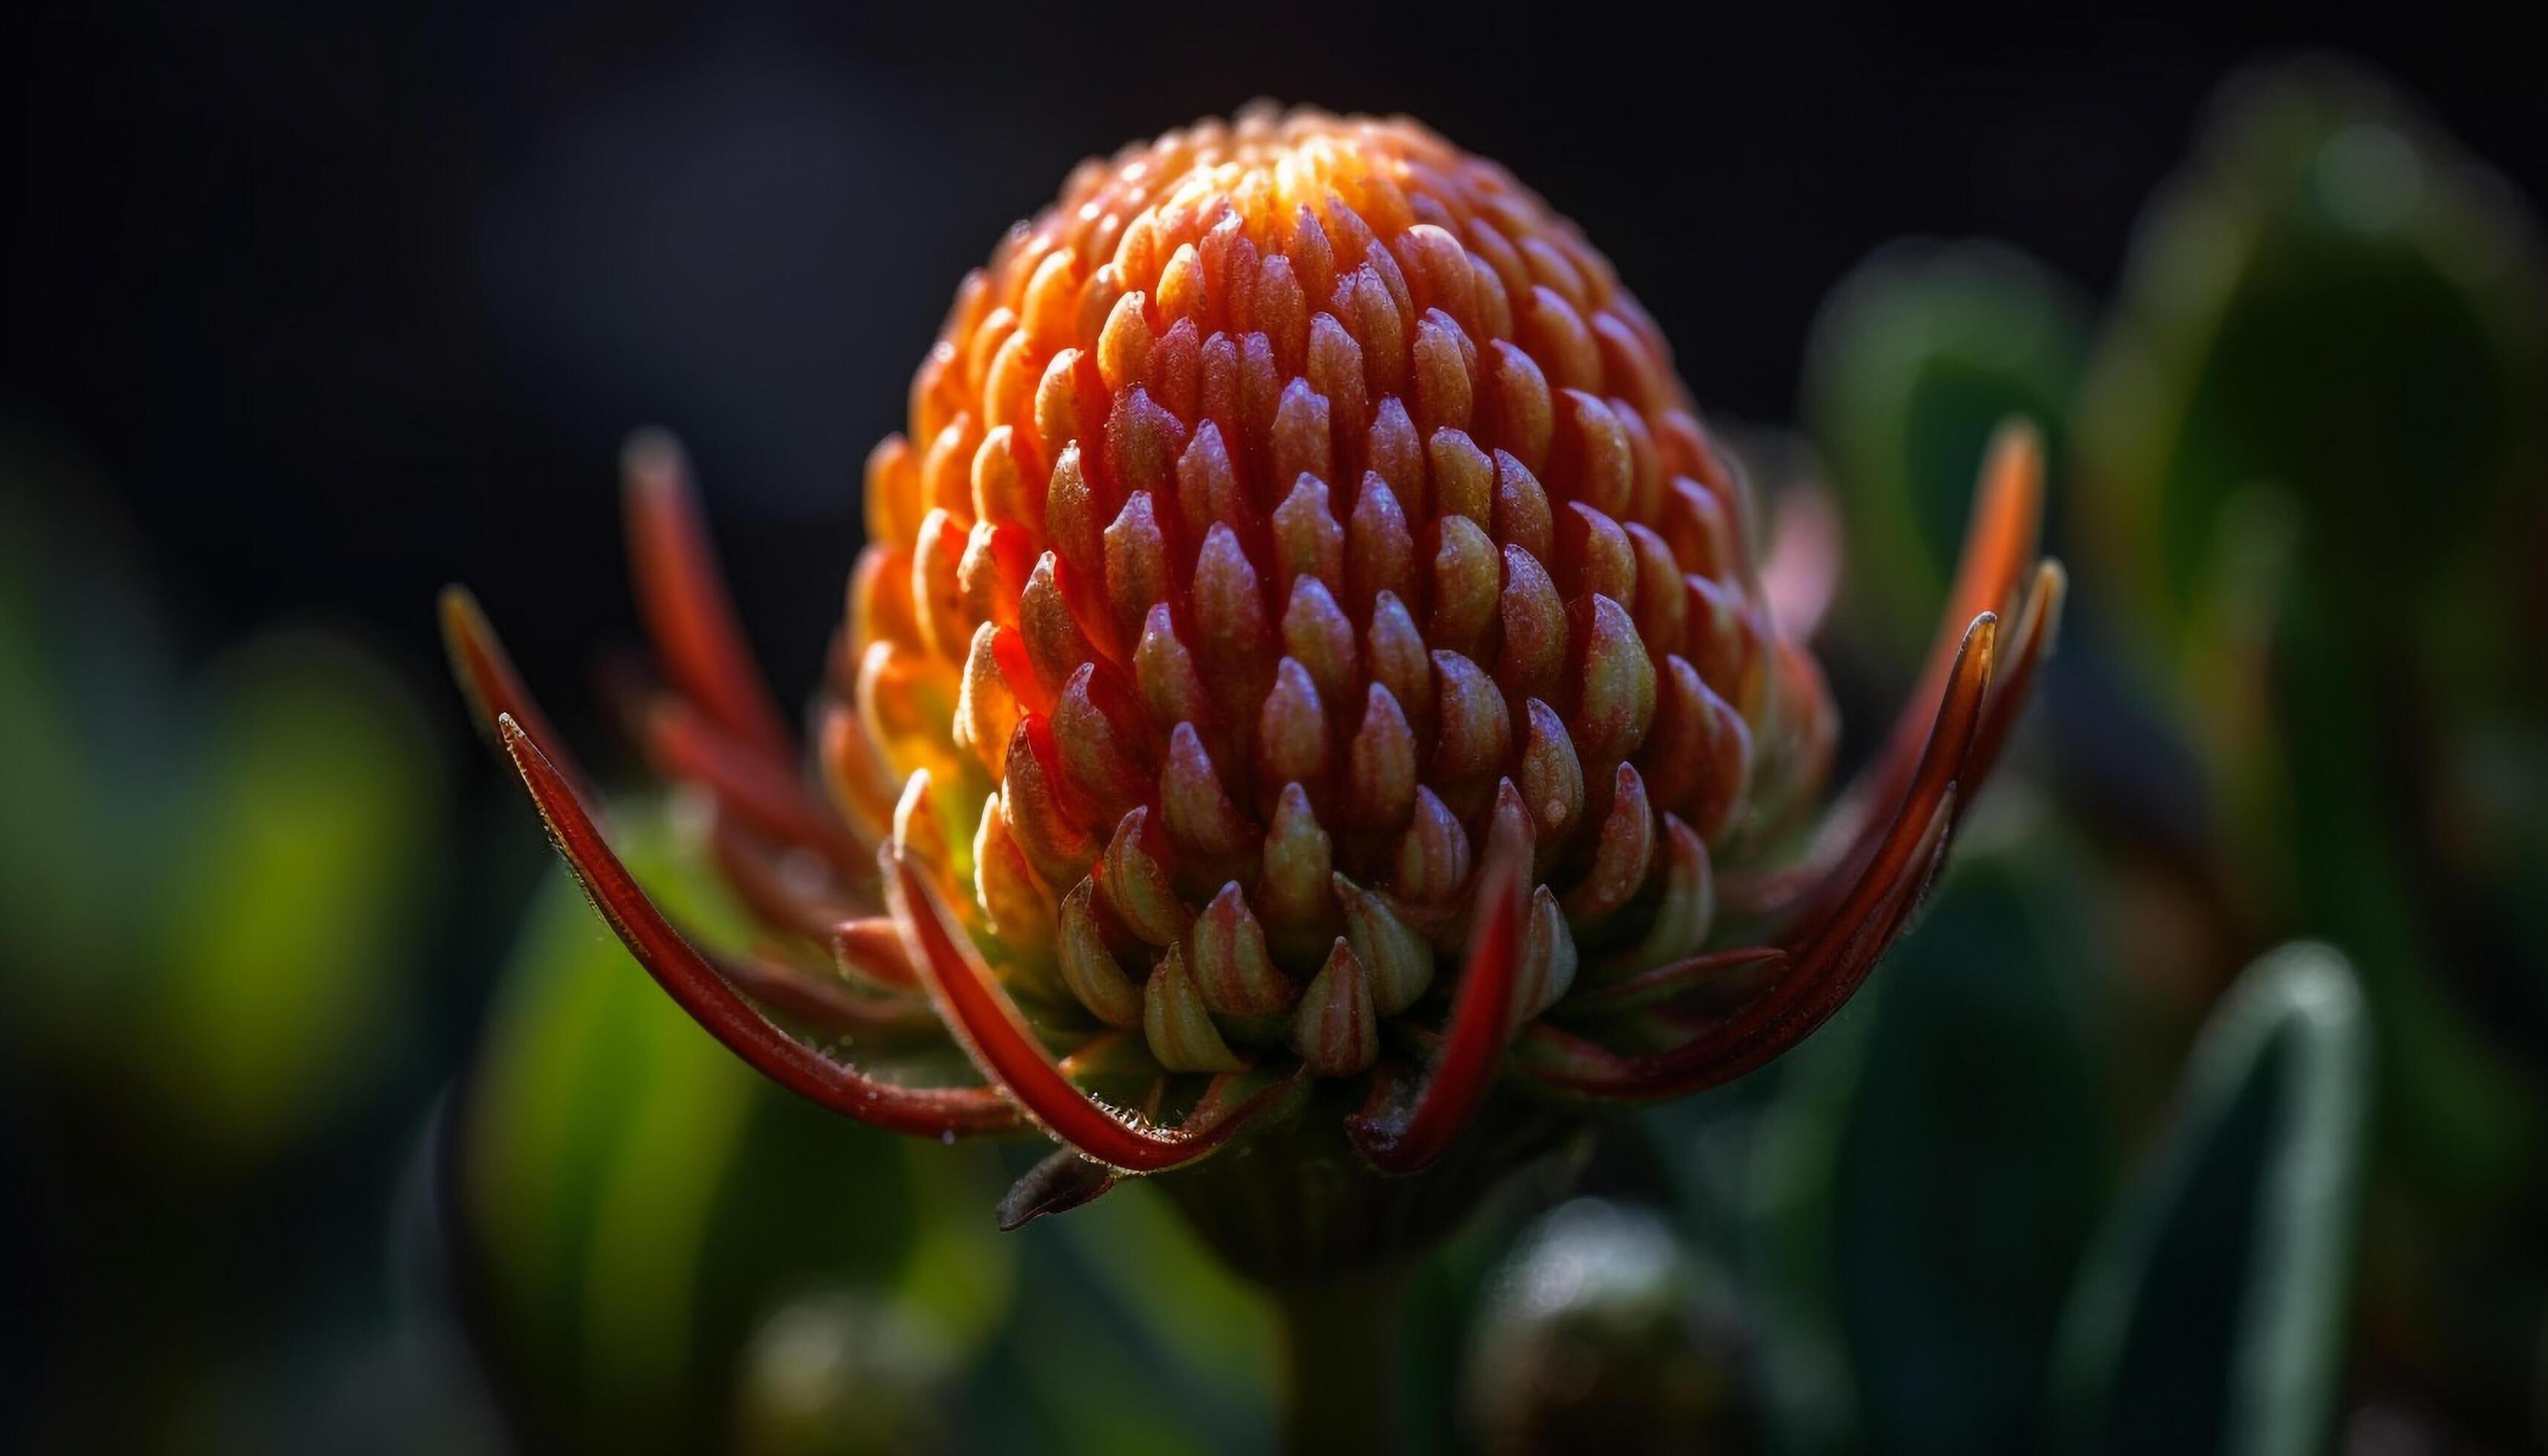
[5,5,2544,1452]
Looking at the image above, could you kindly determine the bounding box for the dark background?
[10,3,2540,758]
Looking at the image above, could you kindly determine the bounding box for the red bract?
[447,108,2061,1229]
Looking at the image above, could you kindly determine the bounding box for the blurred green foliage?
[1,448,449,1162]
[1749,54,2548,1454]
[0,436,460,1447]
[2050,943,2367,1456]
[1647,810,2117,1455]
[459,803,1012,1453]
[2076,60,2548,1214]
[1821,816,2116,1452]
[2079,65,2547,651]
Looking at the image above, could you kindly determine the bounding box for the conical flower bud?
[457,106,2058,1249]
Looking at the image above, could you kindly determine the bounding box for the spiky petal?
[495,713,1018,1137]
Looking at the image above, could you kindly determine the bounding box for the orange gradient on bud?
[449,106,2059,1200]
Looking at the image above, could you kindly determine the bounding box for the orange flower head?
[447,107,2064,1242]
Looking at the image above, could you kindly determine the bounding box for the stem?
[1273,1269,1408,1456]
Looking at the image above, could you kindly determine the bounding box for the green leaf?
[1829,833,2113,1455]
[2265,565,2538,1203]
[2049,942,2369,1456]
[2068,63,2547,1412]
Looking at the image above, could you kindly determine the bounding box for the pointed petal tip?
[830,916,923,992]
[1964,608,2000,666]
[441,588,524,731]
[1987,413,2044,464]
[437,581,483,643]
[621,432,799,764]
[1723,427,2038,924]
[620,423,691,493]
[2030,558,2069,642]
[1960,558,2068,799]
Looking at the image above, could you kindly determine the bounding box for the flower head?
[448,107,2061,1244]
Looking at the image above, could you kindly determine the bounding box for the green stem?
[1273,1269,1408,1456]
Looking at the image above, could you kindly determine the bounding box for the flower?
[446,107,2061,1252]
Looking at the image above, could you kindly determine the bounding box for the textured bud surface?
[843,108,1833,1062]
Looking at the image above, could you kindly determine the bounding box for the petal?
[706,819,854,943]
[1962,560,2068,796]
[644,697,859,871]
[715,951,943,1039]
[1723,425,2044,918]
[830,917,923,992]
[495,714,1019,1137]
[1517,790,1951,1100]
[1552,945,1786,1018]
[623,429,799,764]
[440,585,597,812]
[883,842,1310,1173]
